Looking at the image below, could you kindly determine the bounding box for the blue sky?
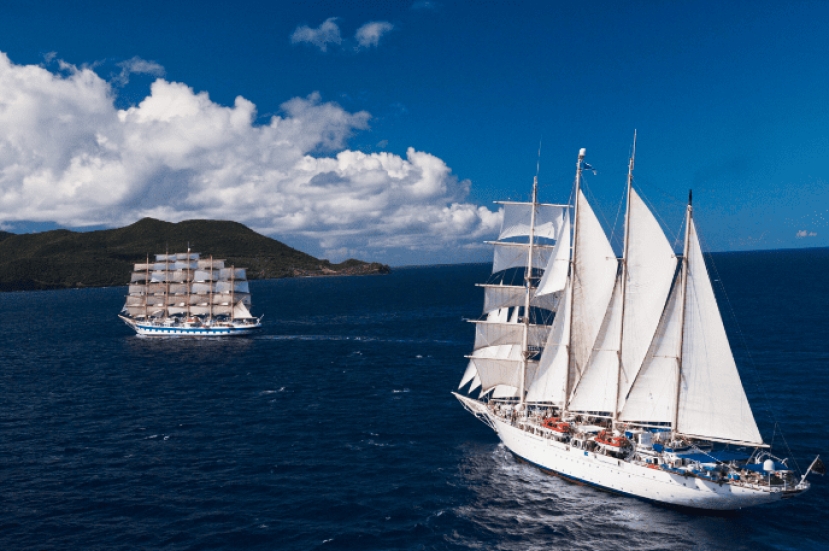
[0,0,827,264]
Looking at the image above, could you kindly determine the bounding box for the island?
[0,218,390,291]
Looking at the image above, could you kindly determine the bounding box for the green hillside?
[0,218,389,291]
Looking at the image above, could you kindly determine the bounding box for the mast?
[673,190,693,432]
[209,255,214,323]
[614,132,636,425]
[564,148,586,411]
[144,254,149,320]
[230,265,235,321]
[518,174,539,405]
[186,245,191,318]
[164,247,170,320]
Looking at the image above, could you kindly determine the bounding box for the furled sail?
[617,188,678,412]
[677,219,763,445]
[491,242,555,274]
[498,202,569,241]
[569,190,618,389]
[569,277,623,413]
[619,277,683,423]
[525,278,571,404]
[535,209,571,297]
[480,284,559,314]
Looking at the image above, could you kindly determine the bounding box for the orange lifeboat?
[542,418,570,433]
[595,430,628,448]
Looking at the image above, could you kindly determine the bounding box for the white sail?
[535,209,571,297]
[525,278,571,404]
[220,268,247,280]
[470,357,539,391]
[620,278,682,423]
[128,285,146,294]
[123,305,149,317]
[480,284,559,313]
[472,321,549,350]
[617,188,678,411]
[459,362,478,389]
[677,219,763,445]
[215,280,250,293]
[133,263,152,271]
[194,270,218,282]
[491,242,555,274]
[191,282,213,294]
[569,190,618,389]
[490,385,519,399]
[173,261,197,270]
[498,203,569,241]
[233,300,253,319]
[198,259,225,269]
[569,277,623,413]
[131,273,148,283]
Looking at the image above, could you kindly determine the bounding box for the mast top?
[578,148,586,159]
[688,189,693,206]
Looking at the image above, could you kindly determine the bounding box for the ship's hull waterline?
[120,316,261,337]
[455,394,805,511]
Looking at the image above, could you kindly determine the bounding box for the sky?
[0,0,828,265]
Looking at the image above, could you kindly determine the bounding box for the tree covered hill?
[0,218,389,291]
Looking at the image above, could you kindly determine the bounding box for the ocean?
[0,252,827,550]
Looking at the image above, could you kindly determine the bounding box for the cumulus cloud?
[290,17,342,52]
[796,230,817,238]
[113,56,165,86]
[0,52,499,262]
[355,21,394,48]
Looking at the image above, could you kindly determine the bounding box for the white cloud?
[290,18,342,52]
[114,56,165,86]
[355,21,394,49]
[796,230,817,238]
[0,52,499,262]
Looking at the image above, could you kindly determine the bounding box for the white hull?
[456,394,805,511]
[120,316,261,337]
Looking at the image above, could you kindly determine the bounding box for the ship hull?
[120,316,261,337]
[455,395,801,511]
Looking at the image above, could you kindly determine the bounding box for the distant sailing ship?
[455,143,822,510]
[119,251,262,336]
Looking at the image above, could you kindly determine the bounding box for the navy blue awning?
[675,450,751,463]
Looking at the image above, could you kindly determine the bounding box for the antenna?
[535,137,543,180]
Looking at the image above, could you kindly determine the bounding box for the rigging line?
[579,175,618,250]
[608,181,627,253]
[634,180,683,249]
[697,230,802,474]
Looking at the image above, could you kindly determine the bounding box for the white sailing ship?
[455,144,821,510]
[119,251,262,336]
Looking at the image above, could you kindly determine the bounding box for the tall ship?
[454,143,822,510]
[119,251,263,336]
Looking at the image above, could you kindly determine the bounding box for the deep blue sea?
[1,252,827,550]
